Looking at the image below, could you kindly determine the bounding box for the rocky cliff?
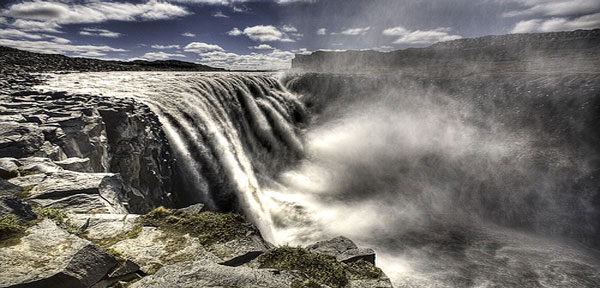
[0,46,225,73]
[292,29,600,76]
[0,57,392,286]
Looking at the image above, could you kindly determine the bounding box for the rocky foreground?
[0,71,392,287]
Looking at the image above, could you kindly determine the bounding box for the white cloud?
[142,51,186,60]
[77,51,107,57]
[250,44,275,50]
[79,27,122,38]
[232,6,250,13]
[0,28,44,40]
[340,27,370,36]
[151,44,181,49]
[317,28,327,35]
[511,12,600,33]
[502,0,600,18]
[383,26,463,45]
[228,25,294,42]
[0,38,125,54]
[0,17,6,24]
[182,32,196,37]
[227,28,243,36]
[11,19,61,33]
[195,49,295,70]
[184,42,225,53]
[2,0,190,24]
[282,25,297,32]
[212,11,229,18]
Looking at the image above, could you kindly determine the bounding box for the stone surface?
[307,236,376,264]
[69,214,139,241]
[129,260,295,288]
[0,219,117,288]
[8,171,128,214]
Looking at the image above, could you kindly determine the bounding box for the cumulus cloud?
[383,26,462,45]
[317,28,327,35]
[502,0,600,18]
[511,12,600,33]
[340,27,370,36]
[227,25,294,42]
[182,32,196,37]
[212,11,229,18]
[151,44,181,49]
[2,0,190,25]
[80,28,122,38]
[0,28,71,44]
[195,49,295,70]
[142,51,186,60]
[184,42,225,53]
[250,44,275,50]
[0,38,125,54]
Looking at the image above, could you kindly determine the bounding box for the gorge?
[1,29,600,287]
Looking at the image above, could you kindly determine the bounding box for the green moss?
[15,185,35,199]
[345,259,383,280]
[33,206,80,235]
[0,214,27,247]
[138,207,255,246]
[258,246,348,288]
[0,170,41,180]
[291,279,322,288]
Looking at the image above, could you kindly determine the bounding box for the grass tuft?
[138,207,255,246]
[258,246,348,288]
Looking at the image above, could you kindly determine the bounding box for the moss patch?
[0,214,27,247]
[258,246,348,288]
[33,206,80,235]
[138,207,255,246]
[345,259,384,280]
[0,170,41,180]
[15,185,35,199]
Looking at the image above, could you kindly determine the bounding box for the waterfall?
[39,71,600,287]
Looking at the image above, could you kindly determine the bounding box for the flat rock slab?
[307,236,376,264]
[0,219,117,288]
[130,260,295,288]
[69,214,139,241]
[109,227,219,274]
[8,171,127,214]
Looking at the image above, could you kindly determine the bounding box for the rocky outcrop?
[0,219,117,288]
[0,46,225,73]
[292,29,600,76]
[0,81,176,213]
[307,236,376,264]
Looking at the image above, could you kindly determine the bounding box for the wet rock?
[129,260,295,288]
[307,236,376,264]
[0,219,117,288]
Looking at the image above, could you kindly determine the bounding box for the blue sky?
[0,0,599,70]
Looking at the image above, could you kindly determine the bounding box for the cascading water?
[39,71,600,287]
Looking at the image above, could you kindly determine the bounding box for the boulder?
[0,219,117,288]
[130,260,296,288]
[307,236,376,264]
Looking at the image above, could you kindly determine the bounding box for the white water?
[38,71,600,287]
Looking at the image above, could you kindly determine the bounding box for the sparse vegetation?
[33,206,79,235]
[138,207,255,246]
[345,259,384,280]
[0,214,27,247]
[15,185,35,199]
[0,170,41,180]
[258,246,348,288]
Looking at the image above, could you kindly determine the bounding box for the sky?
[0,0,599,70]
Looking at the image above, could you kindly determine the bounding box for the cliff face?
[292,29,600,75]
[0,73,176,213]
[0,46,225,72]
